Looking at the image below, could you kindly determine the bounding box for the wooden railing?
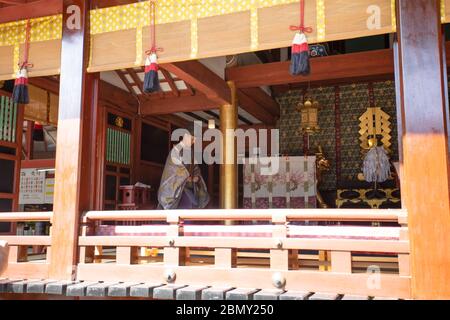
[78,209,411,299]
[0,212,53,279]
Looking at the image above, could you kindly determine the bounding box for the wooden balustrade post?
[330,251,352,274]
[398,216,410,277]
[8,246,27,263]
[396,0,450,298]
[79,214,94,264]
[164,213,186,267]
[49,0,98,280]
[215,248,237,268]
[270,212,290,270]
[116,246,139,265]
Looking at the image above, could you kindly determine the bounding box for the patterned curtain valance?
[0,15,62,81]
[88,0,397,72]
[2,0,450,80]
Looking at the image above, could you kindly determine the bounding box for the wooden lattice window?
[0,96,18,143]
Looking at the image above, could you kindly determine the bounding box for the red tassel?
[142,1,162,93]
[13,20,32,105]
[12,67,30,104]
[290,32,310,76]
[143,53,160,93]
[289,0,312,76]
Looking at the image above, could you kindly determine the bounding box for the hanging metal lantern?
[296,94,320,134]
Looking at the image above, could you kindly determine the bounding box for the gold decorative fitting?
[115,116,124,128]
[359,107,391,152]
[296,94,320,134]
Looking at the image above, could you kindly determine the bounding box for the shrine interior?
[0,32,417,224]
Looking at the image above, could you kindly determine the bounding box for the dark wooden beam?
[0,0,62,23]
[98,80,138,112]
[154,114,190,129]
[29,77,60,95]
[21,158,55,169]
[226,48,395,88]
[161,61,231,105]
[160,69,180,97]
[160,61,277,124]
[29,76,138,115]
[115,70,134,94]
[24,120,34,160]
[140,93,217,116]
[237,90,276,125]
[396,0,450,299]
[239,87,279,117]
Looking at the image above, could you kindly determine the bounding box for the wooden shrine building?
[0,0,450,300]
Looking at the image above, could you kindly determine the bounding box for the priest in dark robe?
[157,125,209,209]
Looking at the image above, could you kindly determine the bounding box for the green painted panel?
[0,96,17,143]
[0,96,4,141]
[106,127,131,165]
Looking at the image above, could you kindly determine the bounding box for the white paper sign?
[19,169,46,205]
[44,178,54,204]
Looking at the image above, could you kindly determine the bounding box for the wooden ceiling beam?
[161,61,231,106]
[239,87,279,117]
[0,0,62,23]
[161,61,275,124]
[226,48,395,88]
[237,90,276,125]
[160,68,180,97]
[140,93,218,116]
[154,114,191,129]
[115,70,134,94]
[29,77,60,95]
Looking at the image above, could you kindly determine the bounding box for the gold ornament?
[359,106,391,152]
[296,94,320,134]
[115,116,124,128]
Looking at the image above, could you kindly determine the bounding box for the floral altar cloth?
[243,156,316,209]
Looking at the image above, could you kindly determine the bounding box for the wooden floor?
[0,278,400,300]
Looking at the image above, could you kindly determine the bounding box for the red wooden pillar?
[49,0,96,280]
[25,121,34,160]
[396,0,450,299]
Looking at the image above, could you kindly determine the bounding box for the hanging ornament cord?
[13,20,33,104]
[143,0,163,93]
[289,0,313,76]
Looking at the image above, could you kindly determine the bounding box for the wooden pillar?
[49,0,95,280]
[395,0,450,299]
[219,81,238,209]
[25,121,34,160]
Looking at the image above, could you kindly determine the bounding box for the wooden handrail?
[78,236,409,254]
[0,211,53,222]
[84,209,407,223]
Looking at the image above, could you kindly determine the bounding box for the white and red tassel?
[13,19,32,104]
[12,67,30,104]
[143,52,160,93]
[289,0,312,76]
[290,32,310,76]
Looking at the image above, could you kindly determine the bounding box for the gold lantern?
[297,94,320,134]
